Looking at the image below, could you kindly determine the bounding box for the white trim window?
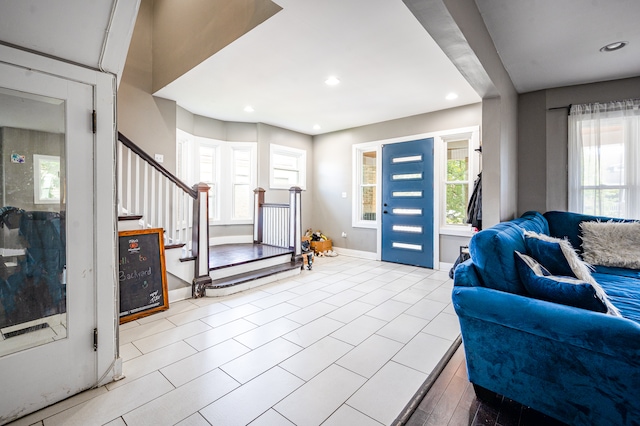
[177,129,256,225]
[439,129,480,234]
[352,144,380,228]
[568,99,640,219]
[33,154,61,204]
[270,144,306,190]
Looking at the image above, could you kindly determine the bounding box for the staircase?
[117,133,303,301]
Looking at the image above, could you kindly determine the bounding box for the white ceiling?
[476,0,640,93]
[154,0,481,136]
[1,0,639,137]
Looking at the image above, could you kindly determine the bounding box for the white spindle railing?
[117,132,212,297]
[253,187,303,257]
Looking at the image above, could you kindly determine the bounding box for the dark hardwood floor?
[405,344,568,426]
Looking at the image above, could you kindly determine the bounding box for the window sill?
[439,225,476,237]
[352,220,377,229]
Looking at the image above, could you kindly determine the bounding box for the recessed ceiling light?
[446,93,458,100]
[600,41,628,52]
[325,76,340,86]
[244,105,255,112]
[313,124,321,131]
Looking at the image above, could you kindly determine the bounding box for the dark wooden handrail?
[118,131,197,199]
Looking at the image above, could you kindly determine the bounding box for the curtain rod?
[547,104,572,115]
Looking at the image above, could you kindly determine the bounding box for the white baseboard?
[332,247,377,260]
[209,235,253,246]
[168,286,192,303]
[439,262,454,272]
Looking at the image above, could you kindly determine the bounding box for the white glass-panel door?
[0,61,96,423]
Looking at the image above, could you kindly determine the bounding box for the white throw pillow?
[580,221,640,269]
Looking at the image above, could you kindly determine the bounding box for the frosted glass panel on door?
[392,155,422,163]
[0,87,67,357]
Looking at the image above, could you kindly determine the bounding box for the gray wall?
[313,103,481,263]
[518,76,640,215]
[1,127,64,213]
[176,107,315,236]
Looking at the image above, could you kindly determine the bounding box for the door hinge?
[93,328,98,351]
[92,110,97,134]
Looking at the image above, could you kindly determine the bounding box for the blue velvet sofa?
[453,211,640,426]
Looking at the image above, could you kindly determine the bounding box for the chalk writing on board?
[118,228,168,323]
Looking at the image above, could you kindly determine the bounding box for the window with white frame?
[440,129,479,230]
[270,144,306,190]
[352,144,379,228]
[177,130,256,224]
[568,99,640,219]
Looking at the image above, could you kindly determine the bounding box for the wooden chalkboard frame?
[118,228,169,324]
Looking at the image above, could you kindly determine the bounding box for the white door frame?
[0,44,119,420]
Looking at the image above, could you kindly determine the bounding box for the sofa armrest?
[452,286,640,363]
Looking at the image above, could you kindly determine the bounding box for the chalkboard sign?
[118,228,169,324]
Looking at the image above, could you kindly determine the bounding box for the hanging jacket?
[466,172,482,230]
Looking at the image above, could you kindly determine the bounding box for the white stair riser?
[205,267,300,297]
[165,249,195,284]
[209,253,292,280]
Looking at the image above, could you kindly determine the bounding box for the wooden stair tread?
[118,214,143,221]
[208,259,303,289]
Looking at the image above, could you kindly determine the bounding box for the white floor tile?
[287,289,333,308]
[322,405,384,426]
[403,298,447,321]
[132,320,211,354]
[421,312,461,341]
[118,318,176,345]
[160,339,250,388]
[108,341,196,390]
[123,369,239,426]
[44,372,174,426]
[322,288,365,307]
[320,279,360,295]
[410,278,444,293]
[218,290,272,308]
[282,317,344,348]
[200,303,263,328]
[274,364,367,426]
[336,334,403,378]
[250,290,298,309]
[330,315,387,346]
[279,336,353,381]
[200,367,303,426]
[325,300,374,324]
[357,288,397,306]
[375,313,430,344]
[392,332,453,374]
[350,280,387,293]
[285,301,336,325]
[220,338,302,383]
[244,303,300,326]
[365,299,411,321]
[136,299,198,325]
[249,409,295,426]
[165,302,230,327]
[119,342,142,362]
[347,361,427,425]
[104,417,126,425]
[425,286,454,304]
[185,318,256,351]
[175,412,212,426]
[392,288,430,305]
[234,317,301,349]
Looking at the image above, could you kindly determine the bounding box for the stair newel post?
[191,182,212,298]
[253,187,265,244]
[289,186,303,259]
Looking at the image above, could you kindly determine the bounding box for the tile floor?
[10,255,460,426]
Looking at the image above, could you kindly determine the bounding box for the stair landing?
[205,243,302,297]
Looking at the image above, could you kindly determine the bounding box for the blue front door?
[381,139,434,268]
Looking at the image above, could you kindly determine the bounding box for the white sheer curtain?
[568,99,640,219]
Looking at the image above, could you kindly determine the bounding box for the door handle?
[383,210,388,214]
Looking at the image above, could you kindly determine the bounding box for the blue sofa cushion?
[523,231,593,281]
[469,211,549,295]
[544,211,632,253]
[515,251,609,313]
[593,272,640,323]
